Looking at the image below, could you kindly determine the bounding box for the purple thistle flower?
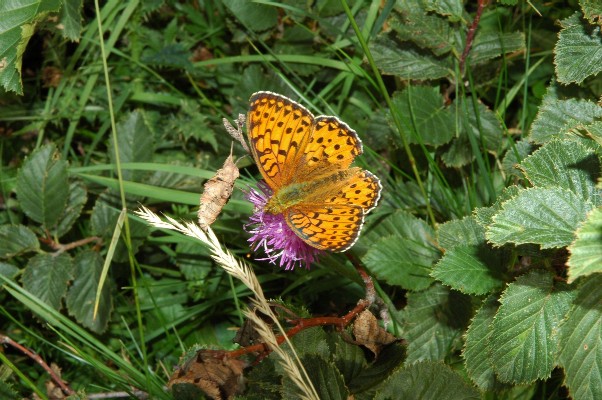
[245,181,322,270]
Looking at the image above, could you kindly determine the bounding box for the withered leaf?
[352,310,397,356]
[169,351,246,400]
[198,153,239,229]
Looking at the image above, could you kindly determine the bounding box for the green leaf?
[331,335,367,384]
[438,216,485,250]
[164,100,217,151]
[16,144,69,228]
[402,284,471,363]
[370,35,452,79]
[455,98,503,153]
[66,251,112,334]
[390,86,455,147]
[441,98,503,167]
[558,274,602,400]
[0,380,20,400]
[222,0,278,32]
[110,111,155,182]
[362,211,439,291]
[22,252,73,311]
[0,261,20,280]
[470,31,525,65]
[90,191,149,263]
[288,328,330,359]
[52,181,87,237]
[389,3,455,56]
[424,0,463,21]
[529,86,602,144]
[520,139,601,205]
[491,270,574,384]
[347,343,406,394]
[581,1,602,26]
[502,140,533,177]
[0,0,61,94]
[555,12,602,84]
[303,355,348,400]
[176,241,212,282]
[463,296,503,391]
[434,216,507,294]
[568,207,602,283]
[486,187,594,249]
[0,224,39,258]
[441,135,473,167]
[142,43,193,69]
[433,244,506,295]
[585,120,602,147]
[374,361,480,400]
[59,0,82,41]
[474,185,521,227]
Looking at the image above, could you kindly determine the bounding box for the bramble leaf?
[555,12,602,84]
[568,207,602,283]
[519,139,601,205]
[363,212,439,290]
[0,225,39,258]
[0,0,61,94]
[110,111,154,182]
[486,187,593,248]
[370,35,452,79]
[66,251,113,334]
[22,252,73,311]
[470,31,525,65]
[374,361,480,399]
[464,296,503,391]
[529,86,602,144]
[391,86,455,147]
[16,144,69,228]
[491,270,573,384]
[558,274,602,400]
[402,284,471,363]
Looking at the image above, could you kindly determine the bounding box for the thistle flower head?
[245,181,322,270]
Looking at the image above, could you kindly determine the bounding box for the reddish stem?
[459,0,489,73]
[40,235,102,253]
[226,299,369,360]
[0,334,75,396]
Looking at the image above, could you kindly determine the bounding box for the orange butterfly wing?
[285,168,382,251]
[247,92,313,189]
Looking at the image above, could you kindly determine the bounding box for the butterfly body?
[265,169,360,214]
[247,91,382,252]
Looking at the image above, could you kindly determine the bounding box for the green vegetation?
[1,0,601,399]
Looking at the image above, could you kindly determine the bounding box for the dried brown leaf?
[198,153,239,229]
[169,351,247,400]
[352,310,397,356]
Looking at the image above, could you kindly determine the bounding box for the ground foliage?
[1,0,602,399]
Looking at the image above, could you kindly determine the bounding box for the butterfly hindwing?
[286,169,382,251]
[285,204,364,252]
[323,169,382,213]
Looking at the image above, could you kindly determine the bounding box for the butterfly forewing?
[295,116,363,179]
[247,92,313,188]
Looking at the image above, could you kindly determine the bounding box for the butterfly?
[246,91,382,252]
